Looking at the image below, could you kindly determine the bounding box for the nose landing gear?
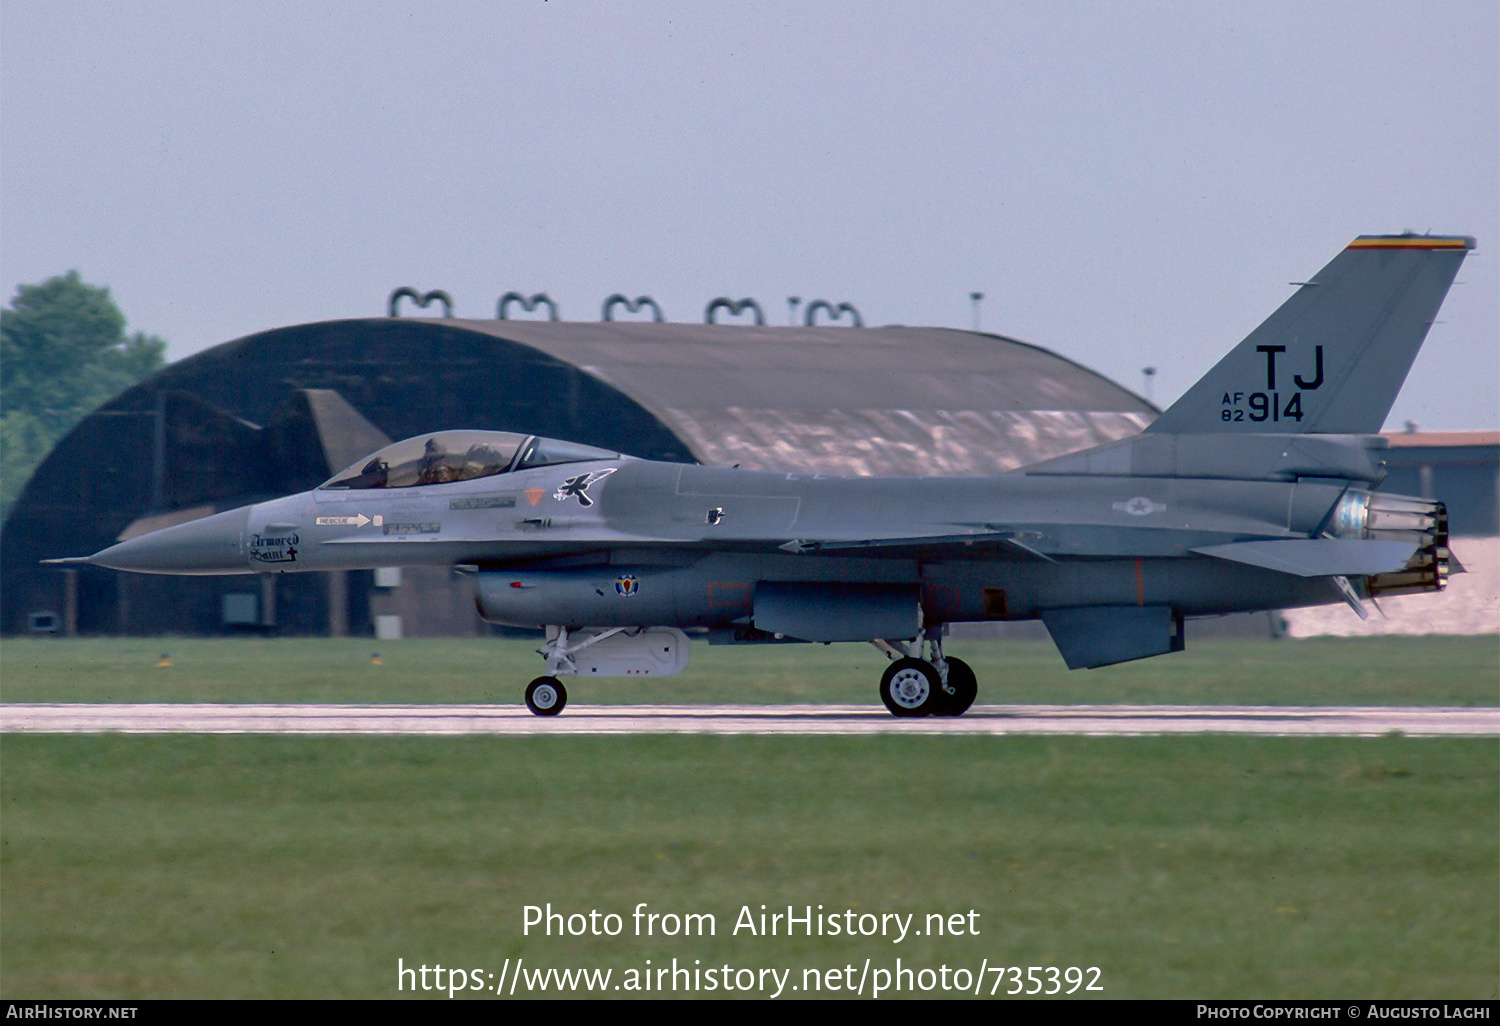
[525,676,567,716]
[520,625,692,715]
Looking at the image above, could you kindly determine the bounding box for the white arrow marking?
[315,514,371,527]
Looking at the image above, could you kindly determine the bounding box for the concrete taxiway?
[2,703,1495,737]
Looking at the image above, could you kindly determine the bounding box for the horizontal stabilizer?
[1191,538,1417,577]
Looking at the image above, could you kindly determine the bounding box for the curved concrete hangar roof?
[414,319,1156,475]
[3,317,1155,635]
[35,316,1156,479]
[8,318,1160,542]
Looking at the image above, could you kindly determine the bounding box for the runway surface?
[2,703,1496,737]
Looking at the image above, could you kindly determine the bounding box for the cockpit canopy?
[320,430,620,490]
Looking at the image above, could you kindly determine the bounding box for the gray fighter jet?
[49,234,1474,716]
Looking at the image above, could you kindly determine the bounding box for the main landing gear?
[873,629,978,717]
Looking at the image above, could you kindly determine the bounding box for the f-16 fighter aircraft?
[50,234,1474,716]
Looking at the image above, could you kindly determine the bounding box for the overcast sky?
[3,0,1496,429]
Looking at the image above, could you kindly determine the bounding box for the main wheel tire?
[525,676,567,716]
[879,657,940,717]
[932,656,978,716]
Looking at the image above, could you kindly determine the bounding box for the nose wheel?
[525,676,567,716]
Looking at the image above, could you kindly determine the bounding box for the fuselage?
[81,453,1371,626]
[44,233,1471,714]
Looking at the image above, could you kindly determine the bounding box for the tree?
[0,271,167,520]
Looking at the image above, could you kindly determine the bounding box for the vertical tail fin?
[1146,234,1474,435]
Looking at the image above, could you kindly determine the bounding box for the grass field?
[1,733,1494,999]
[2,636,1496,999]
[2,634,1497,706]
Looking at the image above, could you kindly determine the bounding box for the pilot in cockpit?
[416,437,453,485]
[463,442,509,479]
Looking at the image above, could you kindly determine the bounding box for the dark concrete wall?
[2,320,694,635]
[1378,443,1500,535]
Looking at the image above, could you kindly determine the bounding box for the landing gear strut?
[935,656,977,716]
[522,625,626,716]
[521,625,693,716]
[873,627,978,717]
[524,625,619,717]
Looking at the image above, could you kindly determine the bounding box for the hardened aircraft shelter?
[4,317,1159,636]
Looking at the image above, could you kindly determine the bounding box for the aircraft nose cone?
[88,506,251,574]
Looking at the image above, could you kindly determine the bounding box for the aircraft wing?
[1189,538,1418,577]
[776,530,1056,562]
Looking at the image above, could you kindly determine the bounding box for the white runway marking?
[2,703,1496,737]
